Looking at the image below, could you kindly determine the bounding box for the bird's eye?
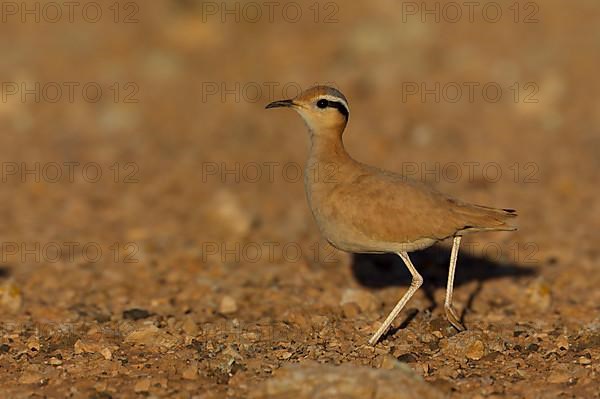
[316,99,328,109]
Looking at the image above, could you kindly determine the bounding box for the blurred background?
[0,0,598,397]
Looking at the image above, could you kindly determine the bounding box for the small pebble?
[74,339,101,355]
[48,357,63,366]
[123,308,152,320]
[182,317,198,335]
[342,302,360,318]
[577,356,591,365]
[100,348,112,360]
[340,289,379,313]
[466,340,485,361]
[556,336,569,351]
[396,353,418,363]
[219,296,238,314]
[274,350,293,360]
[182,364,198,380]
[125,326,179,349]
[26,336,40,352]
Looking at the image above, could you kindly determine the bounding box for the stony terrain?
[0,1,598,398]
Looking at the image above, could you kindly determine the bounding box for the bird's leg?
[444,236,465,331]
[368,252,423,345]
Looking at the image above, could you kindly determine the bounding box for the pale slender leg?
[368,252,423,345]
[444,236,465,331]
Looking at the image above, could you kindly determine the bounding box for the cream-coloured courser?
[266,86,517,345]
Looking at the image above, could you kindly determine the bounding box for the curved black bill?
[265,99,295,109]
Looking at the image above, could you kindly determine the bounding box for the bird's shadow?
[351,244,536,324]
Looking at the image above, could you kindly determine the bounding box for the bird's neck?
[304,129,354,206]
[308,130,350,165]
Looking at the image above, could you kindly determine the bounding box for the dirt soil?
[0,1,599,398]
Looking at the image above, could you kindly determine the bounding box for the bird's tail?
[453,204,518,234]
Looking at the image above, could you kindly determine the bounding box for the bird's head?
[266,85,349,136]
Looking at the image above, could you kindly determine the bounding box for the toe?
[445,307,465,331]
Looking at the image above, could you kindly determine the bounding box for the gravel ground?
[0,1,598,398]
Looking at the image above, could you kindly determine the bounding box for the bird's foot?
[444,305,465,332]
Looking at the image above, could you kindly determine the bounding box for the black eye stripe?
[316,98,349,118]
[326,100,349,119]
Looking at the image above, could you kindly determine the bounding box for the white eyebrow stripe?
[319,95,349,112]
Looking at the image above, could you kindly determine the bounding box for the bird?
[265,85,517,345]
